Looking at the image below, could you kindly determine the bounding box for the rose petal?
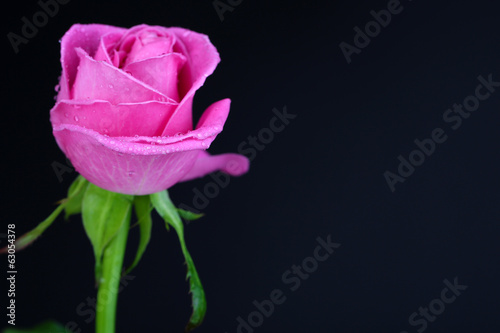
[52,124,200,195]
[53,124,217,155]
[97,99,230,145]
[123,30,175,67]
[115,24,154,54]
[124,53,186,102]
[93,32,124,65]
[72,48,177,104]
[58,24,127,101]
[179,151,250,182]
[50,99,234,194]
[50,100,178,137]
[161,97,229,138]
[160,27,221,136]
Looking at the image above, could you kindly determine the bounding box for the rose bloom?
[50,24,249,195]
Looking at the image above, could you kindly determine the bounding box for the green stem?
[95,210,131,333]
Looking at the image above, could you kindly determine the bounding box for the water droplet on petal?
[74,116,79,121]
[128,171,135,177]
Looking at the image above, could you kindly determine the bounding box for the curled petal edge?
[180,151,250,182]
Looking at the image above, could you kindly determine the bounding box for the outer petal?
[72,48,176,104]
[58,24,127,101]
[50,100,178,137]
[51,99,234,195]
[160,27,221,136]
[179,151,250,182]
[179,99,249,181]
[53,124,200,195]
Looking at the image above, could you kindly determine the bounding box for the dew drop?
[54,84,60,92]
[108,84,114,89]
[128,171,135,177]
[74,116,79,121]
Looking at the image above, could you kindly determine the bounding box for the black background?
[2,0,500,332]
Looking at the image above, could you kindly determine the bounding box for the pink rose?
[50,24,249,195]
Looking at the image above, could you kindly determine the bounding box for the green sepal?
[2,320,72,333]
[64,175,89,219]
[150,190,207,332]
[177,208,204,221]
[81,183,133,285]
[124,195,153,275]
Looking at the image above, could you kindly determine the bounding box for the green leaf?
[15,204,66,251]
[124,195,153,275]
[0,175,89,254]
[81,183,133,284]
[64,175,89,219]
[150,191,207,332]
[2,320,72,332]
[177,208,204,221]
[0,203,66,255]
